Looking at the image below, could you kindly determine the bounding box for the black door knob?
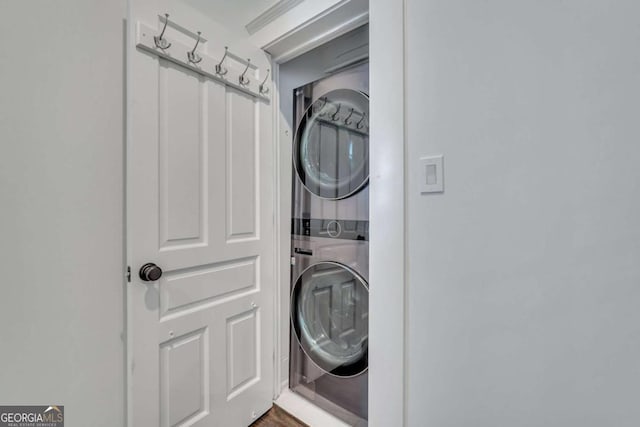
[139,263,163,281]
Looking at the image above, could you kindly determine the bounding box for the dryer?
[292,62,369,228]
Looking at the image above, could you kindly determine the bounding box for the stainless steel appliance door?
[291,261,369,377]
[294,89,369,200]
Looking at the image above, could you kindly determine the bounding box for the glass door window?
[294,89,369,200]
[291,262,369,377]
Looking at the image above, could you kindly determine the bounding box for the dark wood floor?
[250,405,308,427]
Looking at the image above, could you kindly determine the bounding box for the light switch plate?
[420,155,444,193]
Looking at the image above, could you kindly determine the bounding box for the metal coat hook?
[356,112,367,129]
[215,46,229,76]
[239,59,251,86]
[344,108,355,125]
[154,13,172,50]
[187,31,202,64]
[259,69,270,95]
[331,103,342,121]
[314,97,328,115]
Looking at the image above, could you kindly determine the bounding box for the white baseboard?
[275,389,350,427]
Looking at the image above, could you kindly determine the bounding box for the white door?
[127,1,274,426]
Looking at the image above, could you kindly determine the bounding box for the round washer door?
[291,262,369,377]
[294,89,369,200]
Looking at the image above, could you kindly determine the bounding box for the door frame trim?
[269,20,373,401]
[368,0,406,425]
[270,0,407,425]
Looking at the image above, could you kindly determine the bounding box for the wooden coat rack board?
[136,16,270,102]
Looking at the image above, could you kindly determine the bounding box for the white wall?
[405,1,640,426]
[0,1,126,425]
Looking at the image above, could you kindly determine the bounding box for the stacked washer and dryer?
[289,62,369,426]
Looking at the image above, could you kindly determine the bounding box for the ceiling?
[179,0,282,31]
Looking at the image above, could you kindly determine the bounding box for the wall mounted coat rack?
[136,16,270,102]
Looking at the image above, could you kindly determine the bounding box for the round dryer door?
[291,262,369,377]
[294,89,369,200]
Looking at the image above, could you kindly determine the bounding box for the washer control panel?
[292,218,368,241]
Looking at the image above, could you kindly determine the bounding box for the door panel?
[159,257,258,318]
[159,60,206,247]
[227,309,259,397]
[227,89,258,241]
[160,328,209,426]
[128,2,274,426]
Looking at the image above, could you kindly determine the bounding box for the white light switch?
[426,164,437,184]
[420,155,444,193]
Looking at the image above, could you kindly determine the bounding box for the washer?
[290,236,369,426]
[289,62,369,426]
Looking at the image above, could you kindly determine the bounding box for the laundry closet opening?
[275,25,369,427]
